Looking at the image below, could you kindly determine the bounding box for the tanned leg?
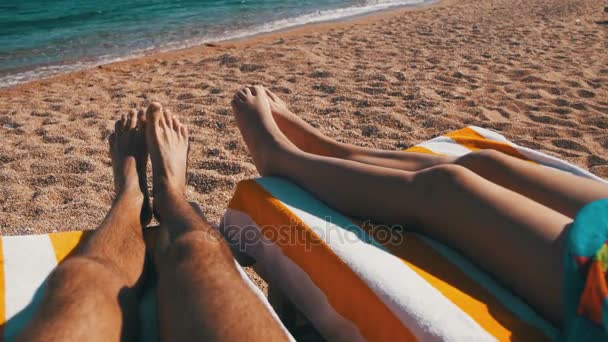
[233,86,571,325]
[18,110,151,342]
[144,103,287,342]
[263,87,608,218]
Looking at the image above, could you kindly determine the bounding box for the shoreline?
[0,0,440,90]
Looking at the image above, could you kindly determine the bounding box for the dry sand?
[1,0,607,234]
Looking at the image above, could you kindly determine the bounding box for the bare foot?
[144,102,189,197]
[109,109,152,225]
[263,87,344,157]
[231,85,298,176]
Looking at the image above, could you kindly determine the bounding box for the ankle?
[153,188,186,216]
[115,186,144,206]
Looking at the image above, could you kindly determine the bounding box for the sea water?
[0,0,426,87]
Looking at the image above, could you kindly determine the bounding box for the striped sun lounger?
[0,207,294,342]
[220,126,606,341]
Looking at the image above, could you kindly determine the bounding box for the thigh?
[410,164,571,325]
[456,150,608,218]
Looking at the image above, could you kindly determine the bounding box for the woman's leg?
[19,111,151,342]
[263,87,608,218]
[233,86,570,325]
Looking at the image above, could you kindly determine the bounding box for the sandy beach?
[1,0,606,236]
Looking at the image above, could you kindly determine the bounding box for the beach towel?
[563,198,608,340]
[221,126,607,341]
[0,208,294,342]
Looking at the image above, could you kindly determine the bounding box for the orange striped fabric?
[48,231,85,263]
[443,127,531,161]
[229,180,417,341]
[361,225,548,341]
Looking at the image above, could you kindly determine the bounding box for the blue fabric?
[562,198,608,341]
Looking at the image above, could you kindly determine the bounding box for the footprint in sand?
[198,160,244,176]
[527,113,575,127]
[65,158,96,174]
[187,171,235,194]
[550,107,572,115]
[309,70,332,78]
[177,92,197,100]
[313,84,337,94]
[31,111,51,118]
[550,98,569,107]
[588,155,608,168]
[552,139,590,153]
[576,89,595,98]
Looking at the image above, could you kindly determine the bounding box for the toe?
[264,87,278,102]
[180,125,188,139]
[137,109,146,128]
[164,109,174,129]
[128,109,138,129]
[253,85,265,96]
[172,117,180,131]
[244,87,253,97]
[115,116,126,133]
[146,102,164,127]
[236,90,247,101]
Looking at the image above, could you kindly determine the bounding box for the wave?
[0,0,428,88]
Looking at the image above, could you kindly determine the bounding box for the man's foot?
[263,87,347,158]
[109,109,152,225]
[145,102,189,198]
[231,85,299,176]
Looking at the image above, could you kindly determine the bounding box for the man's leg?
[144,103,288,342]
[233,86,572,325]
[263,87,608,218]
[19,111,151,342]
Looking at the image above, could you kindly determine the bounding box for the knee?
[412,164,474,196]
[455,149,507,169]
[163,231,231,267]
[47,257,121,296]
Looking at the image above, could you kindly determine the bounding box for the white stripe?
[254,178,494,341]
[420,235,558,339]
[282,201,495,342]
[222,208,364,342]
[469,126,512,143]
[3,235,57,339]
[418,137,472,156]
[234,260,296,342]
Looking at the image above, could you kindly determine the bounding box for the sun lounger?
[220,126,606,341]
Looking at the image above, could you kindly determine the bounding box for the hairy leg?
[145,103,287,342]
[233,86,570,324]
[264,87,608,218]
[19,111,151,342]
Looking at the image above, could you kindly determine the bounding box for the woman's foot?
[263,86,346,158]
[109,109,152,225]
[231,85,299,176]
[144,102,189,199]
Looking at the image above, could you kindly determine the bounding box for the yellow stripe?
[404,145,442,155]
[229,180,417,341]
[0,237,5,335]
[359,224,549,341]
[48,231,85,263]
[445,127,532,162]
